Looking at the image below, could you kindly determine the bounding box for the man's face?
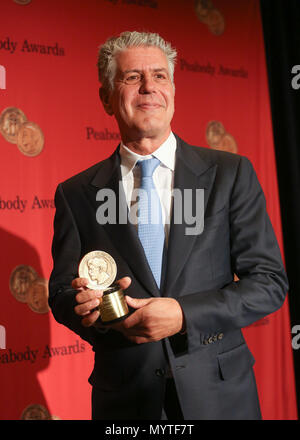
[103,46,175,144]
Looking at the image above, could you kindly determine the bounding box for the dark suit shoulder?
[59,150,118,194]
[175,134,248,173]
[60,160,103,187]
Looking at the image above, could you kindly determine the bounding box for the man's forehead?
[115,46,169,70]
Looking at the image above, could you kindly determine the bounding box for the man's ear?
[99,87,114,115]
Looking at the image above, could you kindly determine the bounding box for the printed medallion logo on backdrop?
[13,0,31,4]
[195,0,225,35]
[20,403,61,420]
[20,404,50,420]
[9,265,37,303]
[0,107,44,157]
[206,120,238,153]
[9,265,49,313]
[0,107,27,144]
[17,121,44,157]
[27,278,50,314]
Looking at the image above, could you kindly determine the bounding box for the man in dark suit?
[49,31,288,420]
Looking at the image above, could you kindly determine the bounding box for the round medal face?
[78,251,117,290]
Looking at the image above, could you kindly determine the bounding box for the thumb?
[125,296,151,309]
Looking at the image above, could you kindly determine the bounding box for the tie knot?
[137,157,160,177]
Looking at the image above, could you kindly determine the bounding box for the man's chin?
[132,120,169,138]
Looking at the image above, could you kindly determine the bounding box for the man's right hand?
[72,276,131,327]
[72,277,102,327]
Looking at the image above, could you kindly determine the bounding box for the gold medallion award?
[78,251,129,324]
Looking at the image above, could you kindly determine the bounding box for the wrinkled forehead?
[114,46,170,75]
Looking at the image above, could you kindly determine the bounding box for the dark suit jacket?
[48,134,288,420]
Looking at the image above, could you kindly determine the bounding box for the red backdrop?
[0,0,297,420]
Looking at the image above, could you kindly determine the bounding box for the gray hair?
[97,31,177,91]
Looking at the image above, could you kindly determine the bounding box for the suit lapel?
[83,137,217,299]
[85,148,160,297]
[163,137,217,297]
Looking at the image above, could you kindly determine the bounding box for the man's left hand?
[112,296,185,344]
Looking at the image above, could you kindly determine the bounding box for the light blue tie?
[137,157,165,288]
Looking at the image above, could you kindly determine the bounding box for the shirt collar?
[120,132,177,177]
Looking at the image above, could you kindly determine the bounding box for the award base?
[98,284,129,325]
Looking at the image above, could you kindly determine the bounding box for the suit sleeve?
[48,184,106,346]
[177,156,289,351]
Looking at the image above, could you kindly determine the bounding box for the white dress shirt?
[119,131,177,246]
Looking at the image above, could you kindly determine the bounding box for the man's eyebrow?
[122,68,169,74]
[153,68,168,72]
[122,69,142,74]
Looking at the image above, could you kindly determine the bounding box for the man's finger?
[74,297,101,316]
[71,277,89,290]
[120,308,146,330]
[81,310,101,327]
[125,296,151,309]
[75,289,103,305]
[116,276,132,290]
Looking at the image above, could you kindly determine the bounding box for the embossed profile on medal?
[87,257,110,285]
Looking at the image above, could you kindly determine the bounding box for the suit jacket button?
[155,368,165,377]
[218,333,224,340]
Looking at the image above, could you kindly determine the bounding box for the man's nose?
[139,74,156,94]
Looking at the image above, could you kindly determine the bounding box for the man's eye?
[125,74,141,83]
[154,73,167,81]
